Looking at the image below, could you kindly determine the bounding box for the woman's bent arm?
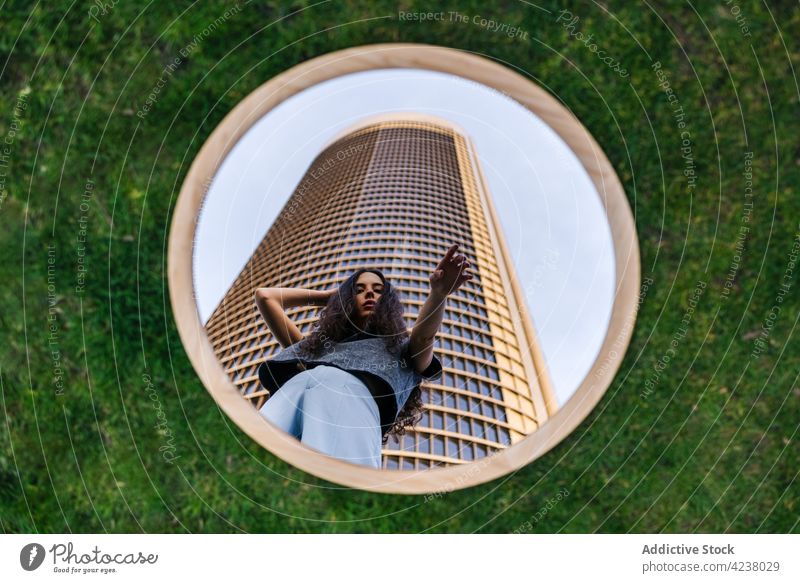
[254,287,331,348]
[408,290,448,371]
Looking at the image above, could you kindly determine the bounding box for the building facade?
[203,113,558,469]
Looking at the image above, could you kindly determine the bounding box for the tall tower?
[203,113,558,469]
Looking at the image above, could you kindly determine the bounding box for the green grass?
[1,0,798,532]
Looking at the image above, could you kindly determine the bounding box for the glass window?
[418,434,430,454]
[433,436,445,456]
[486,424,498,443]
[498,427,510,445]
[402,457,415,470]
[462,442,474,461]
[457,394,468,410]
[403,434,415,451]
[497,407,507,423]
[481,401,494,417]
[386,456,399,469]
[433,411,444,430]
[459,416,471,434]
[420,410,430,426]
[444,392,456,408]
[447,438,459,458]
[475,444,487,458]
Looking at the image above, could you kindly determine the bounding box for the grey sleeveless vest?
[257,336,443,415]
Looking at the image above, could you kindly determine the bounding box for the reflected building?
[203,113,558,469]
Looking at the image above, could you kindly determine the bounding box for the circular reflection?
[169,44,639,493]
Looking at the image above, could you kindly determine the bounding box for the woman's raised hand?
[430,243,473,298]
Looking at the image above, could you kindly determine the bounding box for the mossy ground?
[0,1,797,532]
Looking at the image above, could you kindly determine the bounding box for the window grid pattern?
[204,118,551,470]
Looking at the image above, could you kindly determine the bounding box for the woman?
[254,243,473,469]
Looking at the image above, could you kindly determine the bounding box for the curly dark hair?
[294,268,426,446]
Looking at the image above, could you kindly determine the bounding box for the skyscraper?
[203,113,558,469]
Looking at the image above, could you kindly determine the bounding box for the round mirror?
[168,43,640,493]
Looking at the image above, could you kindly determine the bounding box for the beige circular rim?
[168,43,641,494]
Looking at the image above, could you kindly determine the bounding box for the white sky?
[193,69,616,406]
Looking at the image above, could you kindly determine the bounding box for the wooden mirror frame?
[168,43,641,494]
